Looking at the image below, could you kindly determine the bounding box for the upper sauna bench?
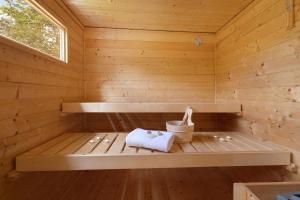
[62,102,242,113]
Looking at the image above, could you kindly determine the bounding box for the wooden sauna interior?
[0,0,300,199]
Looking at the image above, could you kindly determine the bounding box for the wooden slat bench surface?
[16,132,291,171]
[62,102,242,113]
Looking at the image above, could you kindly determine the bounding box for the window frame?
[0,0,68,63]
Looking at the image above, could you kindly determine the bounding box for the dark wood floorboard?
[0,167,295,200]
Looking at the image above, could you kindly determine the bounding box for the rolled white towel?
[125,128,174,152]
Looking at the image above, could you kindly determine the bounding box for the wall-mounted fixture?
[194,37,202,46]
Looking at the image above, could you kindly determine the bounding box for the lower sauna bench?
[234,182,300,200]
[16,132,291,171]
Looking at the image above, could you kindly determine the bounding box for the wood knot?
[277,124,281,128]
[227,72,232,80]
[233,90,238,98]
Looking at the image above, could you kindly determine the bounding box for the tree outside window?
[0,0,66,61]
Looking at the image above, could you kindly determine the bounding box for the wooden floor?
[16,132,290,171]
[0,167,295,200]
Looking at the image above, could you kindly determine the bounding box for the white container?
[166,107,194,143]
[166,121,194,143]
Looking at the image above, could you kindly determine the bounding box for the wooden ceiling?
[62,0,254,32]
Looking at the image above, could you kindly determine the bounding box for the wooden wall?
[84,28,216,102]
[216,0,300,150]
[0,0,84,183]
[83,28,217,132]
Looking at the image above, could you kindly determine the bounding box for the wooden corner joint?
[6,170,22,181]
[285,0,295,30]
[286,163,298,173]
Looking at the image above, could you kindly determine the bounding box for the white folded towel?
[125,128,175,152]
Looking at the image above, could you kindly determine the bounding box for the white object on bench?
[125,128,174,152]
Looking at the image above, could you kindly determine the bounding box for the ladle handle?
[181,106,193,125]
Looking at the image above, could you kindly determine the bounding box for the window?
[0,0,67,62]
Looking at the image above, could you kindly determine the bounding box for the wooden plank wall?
[216,0,300,150]
[84,28,216,102]
[83,28,217,132]
[0,0,84,183]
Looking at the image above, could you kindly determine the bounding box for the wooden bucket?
[166,107,194,143]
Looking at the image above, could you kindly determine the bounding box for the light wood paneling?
[63,0,254,32]
[0,0,84,185]
[84,28,216,103]
[83,28,217,131]
[215,0,300,155]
